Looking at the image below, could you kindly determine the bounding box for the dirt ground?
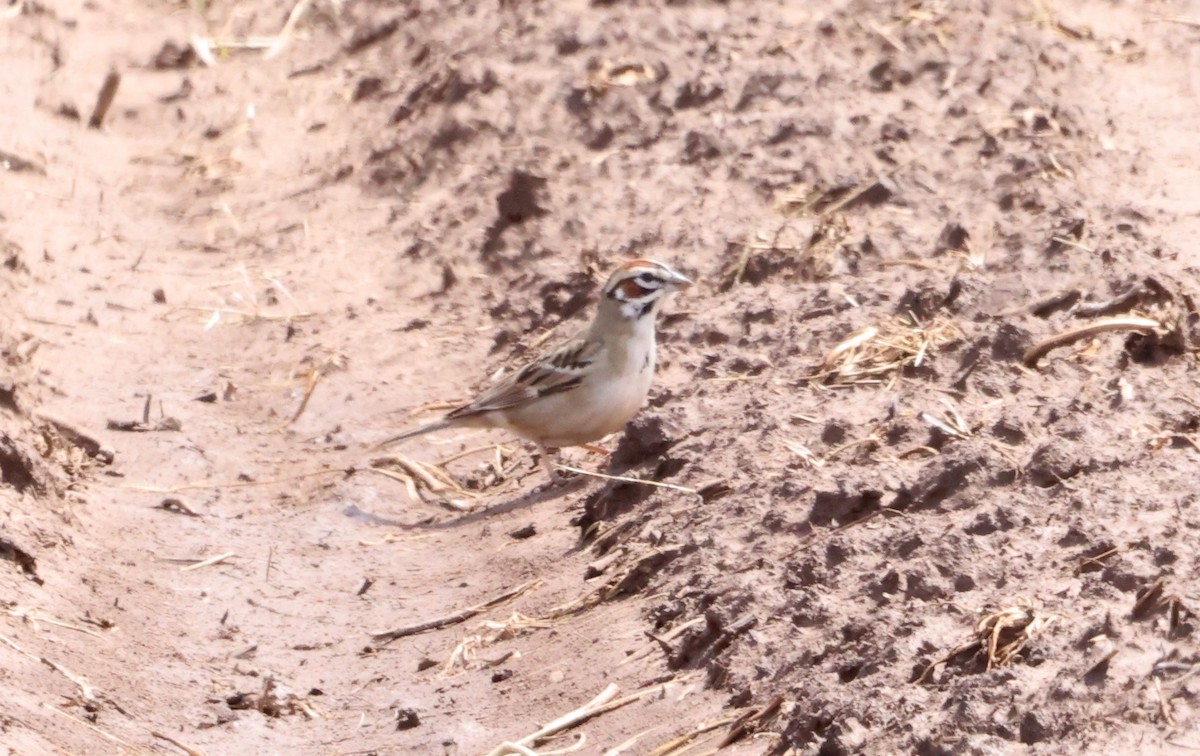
[3,0,1200,753]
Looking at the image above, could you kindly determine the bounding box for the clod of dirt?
[224,678,313,719]
[508,524,536,540]
[537,272,592,323]
[41,417,114,464]
[895,443,1005,511]
[1019,711,1056,744]
[608,414,679,471]
[1026,442,1084,487]
[345,16,402,55]
[0,433,40,494]
[697,478,732,504]
[935,222,970,253]
[868,59,913,92]
[395,707,420,730]
[990,322,1033,362]
[674,78,724,109]
[150,40,195,70]
[681,130,721,163]
[2,236,29,271]
[1046,217,1086,255]
[0,380,16,412]
[808,485,883,528]
[481,170,549,261]
[669,610,758,686]
[0,535,42,584]
[351,76,383,102]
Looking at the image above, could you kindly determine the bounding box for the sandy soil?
[3,0,1200,753]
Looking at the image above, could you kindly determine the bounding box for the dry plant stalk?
[443,611,550,673]
[368,452,476,511]
[371,579,539,645]
[817,315,961,385]
[487,680,683,756]
[977,604,1053,670]
[917,601,1055,683]
[1021,315,1166,368]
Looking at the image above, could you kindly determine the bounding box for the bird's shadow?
[346,476,588,532]
[429,476,588,529]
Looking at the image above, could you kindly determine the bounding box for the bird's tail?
[371,419,455,451]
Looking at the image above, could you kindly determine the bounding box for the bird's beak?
[669,271,694,291]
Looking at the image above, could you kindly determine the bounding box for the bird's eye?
[636,272,659,287]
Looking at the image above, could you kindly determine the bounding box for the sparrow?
[375,258,693,481]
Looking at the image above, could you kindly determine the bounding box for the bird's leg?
[536,444,567,484]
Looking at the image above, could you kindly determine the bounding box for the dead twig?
[1070,287,1142,318]
[153,730,208,756]
[41,656,94,699]
[87,69,121,129]
[288,363,321,425]
[646,716,738,756]
[115,467,348,494]
[180,552,236,572]
[262,0,314,60]
[717,693,786,747]
[44,704,136,750]
[0,148,46,175]
[1022,316,1165,368]
[371,579,539,644]
[488,681,680,756]
[1155,15,1200,28]
[554,463,698,495]
[6,606,107,638]
[487,684,618,756]
[157,497,202,517]
[621,617,707,667]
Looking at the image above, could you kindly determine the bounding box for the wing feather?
[446,331,600,420]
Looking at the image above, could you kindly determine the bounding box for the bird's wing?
[446,331,601,419]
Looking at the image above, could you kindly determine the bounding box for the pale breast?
[501,337,656,448]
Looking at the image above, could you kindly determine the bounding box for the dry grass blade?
[782,438,824,468]
[815,315,961,385]
[920,399,971,439]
